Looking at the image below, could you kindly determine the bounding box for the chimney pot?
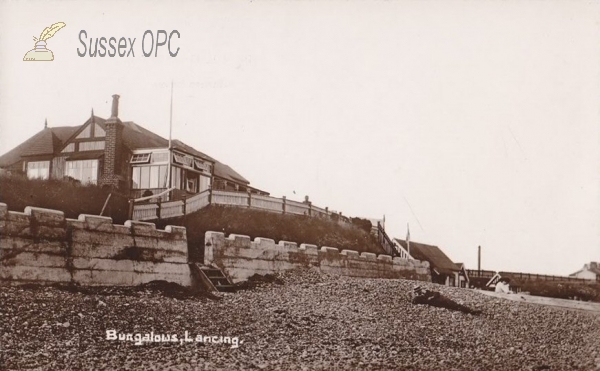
[111,94,120,118]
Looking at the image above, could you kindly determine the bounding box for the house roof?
[571,267,600,276]
[108,122,216,164]
[0,116,252,187]
[214,162,249,185]
[0,126,78,167]
[570,261,600,277]
[394,239,460,275]
[587,262,600,275]
[170,139,216,163]
[119,121,173,151]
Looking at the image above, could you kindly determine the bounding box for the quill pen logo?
[23,22,66,61]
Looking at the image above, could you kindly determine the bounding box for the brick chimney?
[100,94,124,188]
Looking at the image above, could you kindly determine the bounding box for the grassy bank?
[158,205,384,262]
[0,175,129,224]
[1,176,383,262]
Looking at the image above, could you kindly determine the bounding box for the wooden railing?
[393,243,413,260]
[130,188,353,224]
[131,189,398,257]
[377,222,399,258]
[466,269,600,283]
[130,188,169,202]
[187,190,210,213]
[250,193,284,213]
[161,200,184,219]
[131,203,159,221]
[285,199,310,215]
[211,190,249,207]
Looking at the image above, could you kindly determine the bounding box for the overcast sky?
[1,0,599,275]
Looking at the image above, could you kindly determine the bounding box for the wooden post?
[157,199,162,221]
[128,199,134,220]
[282,196,286,214]
[477,245,481,276]
[182,195,187,215]
[100,193,112,216]
[208,187,212,205]
[248,191,252,208]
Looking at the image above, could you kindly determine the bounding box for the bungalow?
[0,94,267,201]
[393,238,468,287]
[570,261,600,281]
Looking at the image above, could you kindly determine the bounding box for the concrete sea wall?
[0,203,191,286]
[205,232,431,283]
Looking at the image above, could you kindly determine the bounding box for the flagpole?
[407,223,411,258]
[166,81,173,199]
[169,81,173,150]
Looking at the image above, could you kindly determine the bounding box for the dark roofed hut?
[394,239,466,286]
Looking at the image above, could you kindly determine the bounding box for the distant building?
[367,217,384,235]
[393,238,468,287]
[0,94,267,201]
[570,261,600,281]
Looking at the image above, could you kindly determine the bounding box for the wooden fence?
[466,269,599,283]
[131,189,351,223]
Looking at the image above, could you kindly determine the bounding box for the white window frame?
[173,152,193,167]
[131,153,151,164]
[79,141,105,151]
[150,151,169,164]
[194,159,211,173]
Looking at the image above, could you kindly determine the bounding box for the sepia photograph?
[0,1,599,370]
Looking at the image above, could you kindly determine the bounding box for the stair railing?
[377,222,398,258]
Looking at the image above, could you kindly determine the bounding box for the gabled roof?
[0,116,252,187]
[59,116,106,148]
[394,239,460,275]
[0,126,78,167]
